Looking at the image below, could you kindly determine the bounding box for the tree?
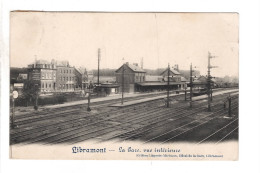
[22,80,40,108]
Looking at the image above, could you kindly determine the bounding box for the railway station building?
[135,67,187,92]
[115,62,146,93]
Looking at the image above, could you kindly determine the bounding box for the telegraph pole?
[207,52,217,111]
[121,61,125,105]
[167,63,170,108]
[97,48,101,85]
[190,63,193,108]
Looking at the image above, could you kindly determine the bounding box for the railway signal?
[86,84,93,112]
[189,63,198,108]
[11,90,18,129]
[97,48,101,86]
[166,63,170,108]
[207,52,218,111]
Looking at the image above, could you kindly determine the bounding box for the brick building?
[115,62,146,93]
[56,61,77,92]
[74,67,94,89]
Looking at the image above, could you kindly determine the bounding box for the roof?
[56,61,69,67]
[35,59,50,64]
[136,82,183,86]
[76,67,87,75]
[127,64,146,73]
[181,76,188,82]
[145,75,163,82]
[115,63,146,73]
[160,68,181,75]
[93,76,116,83]
[96,83,120,88]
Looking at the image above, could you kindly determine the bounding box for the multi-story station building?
[56,61,77,92]
[115,62,146,93]
[27,59,57,93]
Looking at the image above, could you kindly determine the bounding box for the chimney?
[126,62,129,65]
[34,55,37,68]
[141,57,143,69]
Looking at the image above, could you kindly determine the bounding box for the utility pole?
[141,57,143,69]
[207,52,218,111]
[121,61,125,105]
[97,48,101,86]
[167,63,170,108]
[190,63,193,108]
[87,85,91,112]
[34,83,39,111]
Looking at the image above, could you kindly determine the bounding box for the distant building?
[192,76,216,89]
[27,59,57,93]
[16,73,28,81]
[56,61,76,92]
[160,68,181,83]
[115,62,146,93]
[135,66,186,92]
[74,67,94,89]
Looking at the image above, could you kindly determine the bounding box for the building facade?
[56,61,77,92]
[115,62,146,93]
[27,59,57,93]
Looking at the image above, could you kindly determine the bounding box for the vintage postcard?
[9,12,239,160]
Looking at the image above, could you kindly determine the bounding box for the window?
[42,83,44,88]
[70,77,71,81]
[63,77,65,81]
[46,83,48,88]
[67,77,68,81]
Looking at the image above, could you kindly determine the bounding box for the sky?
[10,12,238,77]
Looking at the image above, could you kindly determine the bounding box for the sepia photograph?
[9,12,239,160]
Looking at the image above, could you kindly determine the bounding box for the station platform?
[192,89,238,101]
[109,93,180,107]
[42,90,178,109]
[110,89,238,107]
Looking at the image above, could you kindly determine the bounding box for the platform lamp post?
[121,60,125,105]
[189,63,193,108]
[184,84,187,101]
[87,87,91,112]
[34,83,39,111]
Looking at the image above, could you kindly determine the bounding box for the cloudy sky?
[10,12,238,77]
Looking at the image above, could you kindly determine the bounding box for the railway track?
[108,97,239,143]
[10,89,238,145]
[11,94,185,144]
[42,94,238,144]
